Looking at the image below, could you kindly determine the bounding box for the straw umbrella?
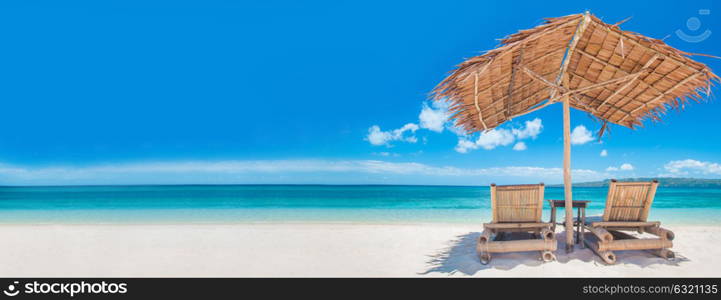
[432,12,718,252]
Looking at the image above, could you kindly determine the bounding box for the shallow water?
[0,185,719,225]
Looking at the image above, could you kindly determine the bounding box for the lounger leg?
[649,248,675,260]
[584,238,617,265]
[479,252,492,265]
[599,251,617,264]
[580,208,586,249]
[477,230,493,265]
[540,251,556,262]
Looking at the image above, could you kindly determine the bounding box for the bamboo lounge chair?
[476,183,557,264]
[584,179,675,264]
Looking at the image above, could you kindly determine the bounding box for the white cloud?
[365,123,419,146]
[455,128,516,153]
[0,160,605,185]
[663,159,721,175]
[620,163,634,171]
[512,142,527,151]
[606,163,634,172]
[447,122,469,137]
[476,129,516,150]
[366,126,390,146]
[570,125,594,145]
[418,101,450,133]
[512,118,543,140]
[600,149,608,157]
[367,101,449,146]
[454,118,543,153]
[454,139,477,154]
[368,103,544,152]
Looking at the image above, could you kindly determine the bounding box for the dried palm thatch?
[432,12,718,135]
[434,12,718,253]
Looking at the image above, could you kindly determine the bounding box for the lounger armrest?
[590,221,660,228]
[483,222,552,230]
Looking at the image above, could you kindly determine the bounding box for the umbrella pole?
[562,95,574,253]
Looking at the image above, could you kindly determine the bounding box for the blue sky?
[0,0,719,185]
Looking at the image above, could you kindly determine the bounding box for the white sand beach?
[0,223,719,277]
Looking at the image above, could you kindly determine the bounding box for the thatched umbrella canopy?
[432,12,718,252]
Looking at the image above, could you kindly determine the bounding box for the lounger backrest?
[602,180,659,222]
[490,183,544,223]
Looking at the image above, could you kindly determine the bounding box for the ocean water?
[0,185,719,225]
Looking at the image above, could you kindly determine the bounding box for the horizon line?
[0,176,712,188]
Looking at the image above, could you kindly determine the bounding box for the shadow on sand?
[420,231,688,276]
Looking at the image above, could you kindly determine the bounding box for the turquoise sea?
[0,185,720,225]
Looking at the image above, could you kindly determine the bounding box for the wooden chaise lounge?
[476,183,557,264]
[584,179,675,264]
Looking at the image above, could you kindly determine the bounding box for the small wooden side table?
[547,200,590,249]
